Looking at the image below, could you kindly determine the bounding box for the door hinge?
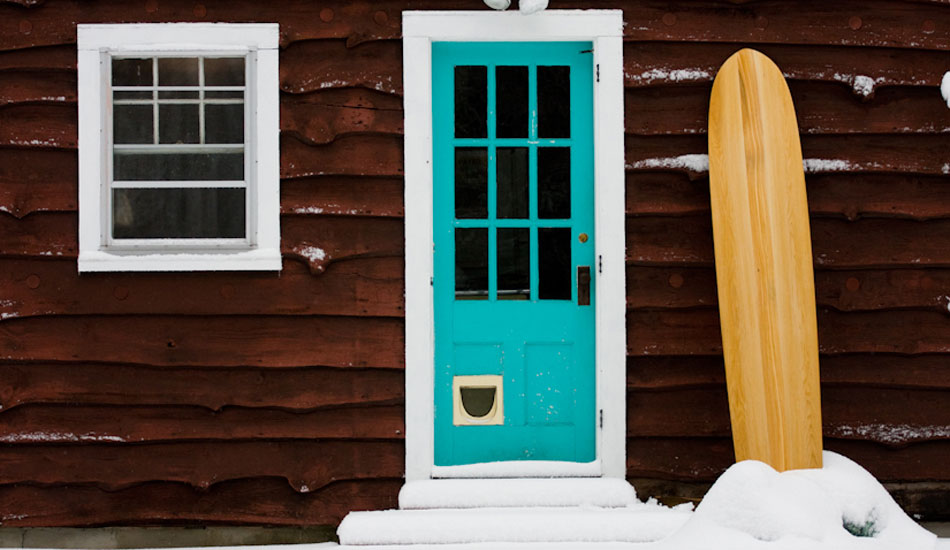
[599,409,604,428]
[430,276,433,286]
[596,64,600,83]
[598,255,603,273]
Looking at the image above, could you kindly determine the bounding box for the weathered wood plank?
[627,384,950,446]
[0,315,404,368]
[628,173,950,220]
[626,134,950,179]
[0,45,74,71]
[282,214,403,273]
[628,354,950,391]
[0,403,405,443]
[627,81,950,135]
[629,266,950,312]
[0,148,76,218]
[282,177,404,218]
[0,257,403,320]
[0,363,404,411]
[281,39,401,95]
[0,477,401,527]
[629,308,950,356]
[281,134,403,180]
[628,216,950,268]
[281,88,403,145]
[0,70,74,105]
[0,104,74,148]
[624,41,950,91]
[627,436,950,482]
[0,440,403,492]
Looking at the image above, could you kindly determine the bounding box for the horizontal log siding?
[0,0,948,526]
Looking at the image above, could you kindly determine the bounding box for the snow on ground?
[337,451,940,549]
[662,451,937,549]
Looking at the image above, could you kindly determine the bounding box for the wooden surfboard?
[707,49,823,471]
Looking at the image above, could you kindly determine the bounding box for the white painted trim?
[403,11,623,40]
[77,248,282,272]
[403,32,436,482]
[77,24,278,50]
[76,23,280,273]
[402,11,626,482]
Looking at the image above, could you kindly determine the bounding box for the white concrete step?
[398,478,638,509]
[337,506,692,546]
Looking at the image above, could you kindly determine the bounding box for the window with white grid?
[78,24,280,272]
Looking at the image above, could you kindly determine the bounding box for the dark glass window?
[538,227,572,300]
[454,66,487,138]
[538,147,571,219]
[456,228,489,299]
[455,148,488,219]
[538,66,570,138]
[495,66,528,138]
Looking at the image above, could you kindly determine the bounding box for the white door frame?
[403,10,625,481]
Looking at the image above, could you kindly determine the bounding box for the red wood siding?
[0,0,948,526]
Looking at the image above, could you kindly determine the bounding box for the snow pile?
[941,71,950,108]
[665,451,936,549]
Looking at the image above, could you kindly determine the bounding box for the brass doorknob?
[578,233,588,243]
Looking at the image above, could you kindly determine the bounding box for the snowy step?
[337,506,692,546]
[399,478,637,509]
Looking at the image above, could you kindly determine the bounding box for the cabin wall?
[0,0,948,526]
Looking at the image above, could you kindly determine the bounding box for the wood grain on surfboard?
[707,48,823,471]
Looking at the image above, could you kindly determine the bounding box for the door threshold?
[432,459,601,479]
[399,477,636,510]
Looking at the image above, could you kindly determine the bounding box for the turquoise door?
[433,42,595,466]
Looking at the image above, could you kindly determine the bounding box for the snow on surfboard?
[708,49,823,471]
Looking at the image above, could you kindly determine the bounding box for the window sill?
[78,248,282,272]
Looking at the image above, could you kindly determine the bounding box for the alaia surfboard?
[708,48,823,471]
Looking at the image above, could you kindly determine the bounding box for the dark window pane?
[114,105,153,144]
[497,228,529,300]
[114,152,243,181]
[204,57,245,86]
[455,147,488,219]
[205,104,244,144]
[206,91,243,99]
[455,66,487,138]
[496,66,528,138]
[112,58,152,86]
[159,104,200,144]
[112,187,245,239]
[158,90,199,99]
[114,91,152,100]
[456,228,488,300]
[538,147,571,218]
[539,228,571,300]
[538,66,570,138]
[497,147,528,219]
[158,58,199,86]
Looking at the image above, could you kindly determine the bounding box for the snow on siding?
[830,423,950,445]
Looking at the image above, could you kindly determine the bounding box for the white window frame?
[402,10,626,481]
[77,23,281,272]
